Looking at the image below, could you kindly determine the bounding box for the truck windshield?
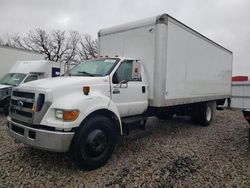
[0,73,26,86]
[66,58,119,77]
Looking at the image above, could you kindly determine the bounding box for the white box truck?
[0,60,64,114]
[6,14,232,170]
[0,45,45,78]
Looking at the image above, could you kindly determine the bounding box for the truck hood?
[19,76,110,90]
[0,84,12,89]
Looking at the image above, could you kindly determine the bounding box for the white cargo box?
[99,14,233,107]
[10,60,65,77]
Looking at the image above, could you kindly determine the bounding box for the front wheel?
[71,116,117,170]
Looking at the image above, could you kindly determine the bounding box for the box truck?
[0,45,45,78]
[6,14,232,170]
[0,60,64,114]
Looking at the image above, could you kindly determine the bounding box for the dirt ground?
[0,109,249,187]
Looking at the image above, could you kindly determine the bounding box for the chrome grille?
[11,99,33,109]
[12,91,35,99]
[10,88,51,125]
[10,91,36,124]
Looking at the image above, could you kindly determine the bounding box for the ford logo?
[17,101,24,108]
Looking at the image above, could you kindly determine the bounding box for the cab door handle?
[142,86,146,93]
[113,89,120,94]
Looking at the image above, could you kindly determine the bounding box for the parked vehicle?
[6,14,233,170]
[242,110,250,145]
[0,60,64,114]
[0,45,45,78]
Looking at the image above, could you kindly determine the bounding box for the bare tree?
[0,38,4,45]
[23,29,54,60]
[51,30,67,62]
[0,29,98,64]
[1,33,25,48]
[77,34,98,61]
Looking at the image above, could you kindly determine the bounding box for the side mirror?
[132,61,141,81]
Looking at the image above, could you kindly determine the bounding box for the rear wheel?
[71,116,117,170]
[191,102,215,126]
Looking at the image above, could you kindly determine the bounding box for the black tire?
[71,116,117,170]
[190,105,200,124]
[248,127,250,145]
[3,98,10,116]
[191,102,215,126]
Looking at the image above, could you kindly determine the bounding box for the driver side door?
[111,60,148,117]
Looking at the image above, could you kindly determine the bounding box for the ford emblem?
[17,101,24,108]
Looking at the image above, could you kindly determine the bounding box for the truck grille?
[10,90,45,124]
[11,99,33,109]
[12,91,35,99]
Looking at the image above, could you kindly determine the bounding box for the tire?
[71,116,117,170]
[191,102,215,126]
[3,98,10,116]
[248,127,250,145]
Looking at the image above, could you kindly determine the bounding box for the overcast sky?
[0,0,249,76]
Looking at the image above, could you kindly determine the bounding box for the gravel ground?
[0,109,250,187]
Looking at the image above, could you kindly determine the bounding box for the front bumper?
[7,117,75,152]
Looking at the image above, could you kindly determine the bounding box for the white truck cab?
[7,57,148,169]
[0,60,64,114]
[6,14,232,170]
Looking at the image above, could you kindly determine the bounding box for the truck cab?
[0,60,63,114]
[7,57,148,169]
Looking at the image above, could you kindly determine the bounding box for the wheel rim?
[206,106,212,121]
[84,129,108,157]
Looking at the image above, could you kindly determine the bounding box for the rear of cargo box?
[98,14,233,107]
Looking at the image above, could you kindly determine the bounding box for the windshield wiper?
[77,71,103,77]
[1,82,11,86]
[78,71,95,77]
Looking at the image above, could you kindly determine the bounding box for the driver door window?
[113,60,132,84]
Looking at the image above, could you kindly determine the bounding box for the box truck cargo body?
[6,14,233,170]
[0,45,45,78]
[98,14,233,107]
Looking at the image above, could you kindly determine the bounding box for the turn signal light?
[83,86,90,95]
[32,103,35,112]
[63,110,79,121]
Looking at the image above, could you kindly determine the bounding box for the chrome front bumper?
[7,117,75,152]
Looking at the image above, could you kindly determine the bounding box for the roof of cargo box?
[9,60,53,74]
[98,14,232,54]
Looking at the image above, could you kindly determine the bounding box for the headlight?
[55,109,63,119]
[55,109,79,121]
